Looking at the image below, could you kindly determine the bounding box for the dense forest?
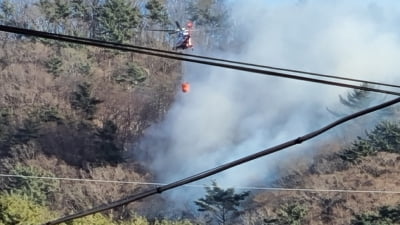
[0,0,400,225]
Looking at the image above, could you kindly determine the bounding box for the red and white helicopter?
[149,21,194,50]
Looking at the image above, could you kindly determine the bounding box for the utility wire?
[2,24,397,89]
[77,34,400,89]
[2,173,400,194]
[0,174,158,185]
[43,97,400,225]
[0,25,400,96]
[1,24,399,222]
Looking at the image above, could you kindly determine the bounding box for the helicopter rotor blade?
[175,21,183,31]
[147,29,176,32]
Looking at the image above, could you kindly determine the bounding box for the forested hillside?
[0,0,185,224]
[0,0,234,224]
[0,1,400,225]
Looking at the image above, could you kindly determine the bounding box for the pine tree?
[95,120,124,164]
[351,204,400,225]
[12,118,40,145]
[37,0,72,33]
[339,83,374,110]
[263,202,308,225]
[0,0,15,25]
[328,83,377,117]
[0,109,10,141]
[95,0,141,43]
[5,165,59,205]
[195,181,250,225]
[185,0,230,49]
[145,0,169,26]
[339,121,400,163]
[70,82,103,120]
[46,57,63,77]
[277,203,308,225]
[0,193,55,224]
[0,109,12,154]
[69,0,100,38]
[113,63,147,86]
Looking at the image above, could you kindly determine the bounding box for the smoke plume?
[135,0,400,206]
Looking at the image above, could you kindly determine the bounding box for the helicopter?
[148,21,194,50]
[148,21,194,93]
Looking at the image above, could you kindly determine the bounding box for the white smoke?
[136,0,400,207]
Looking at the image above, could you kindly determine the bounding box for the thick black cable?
[14,25,400,89]
[117,34,400,89]
[1,25,400,96]
[43,97,400,225]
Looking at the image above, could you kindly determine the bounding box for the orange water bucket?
[181,82,190,93]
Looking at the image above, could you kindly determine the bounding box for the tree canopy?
[195,181,250,225]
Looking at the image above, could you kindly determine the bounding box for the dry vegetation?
[244,149,400,225]
[1,30,400,225]
[2,38,400,223]
[0,38,182,216]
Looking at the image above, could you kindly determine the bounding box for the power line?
[1,24,399,223]
[1,173,400,194]
[43,97,400,225]
[0,25,400,96]
[0,174,159,185]
[4,24,398,89]
[86,38,400,90]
